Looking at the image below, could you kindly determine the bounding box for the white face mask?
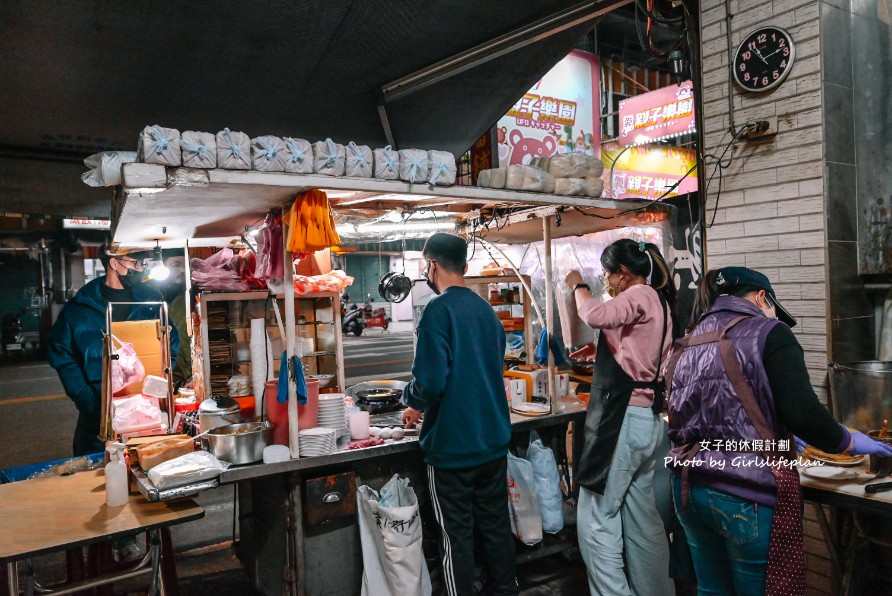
[759,293,777,319]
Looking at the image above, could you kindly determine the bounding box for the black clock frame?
[733,26,796,93]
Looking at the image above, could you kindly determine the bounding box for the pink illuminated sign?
[618,81,696,147]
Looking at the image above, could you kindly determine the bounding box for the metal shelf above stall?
[110,163,670,249]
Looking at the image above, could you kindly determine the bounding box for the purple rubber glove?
[848,431,892,457]
[793,436,807,453]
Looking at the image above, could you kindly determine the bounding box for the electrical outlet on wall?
[745,116,778,139]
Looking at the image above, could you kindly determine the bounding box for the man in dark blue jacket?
[49,248,178,456]
[402,233,517,596]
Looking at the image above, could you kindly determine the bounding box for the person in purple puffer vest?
[666,267,892,595]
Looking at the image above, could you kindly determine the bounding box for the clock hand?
[752,47,768,64]
[763,48,782,60]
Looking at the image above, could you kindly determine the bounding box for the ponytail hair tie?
[638,241,646,252]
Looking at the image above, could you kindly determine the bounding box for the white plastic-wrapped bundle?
[313,138,346,176]
[542,173,556,194]
[547,154,604,178]
[505,165,554,192]
[216,128,252,170]
[251,135,287,172]
[398,149,429,183]
[81,151,137,187]
[530,156,551,171]
[180,131,217,169]
[137,125,181,166]
[477,168,507,189]
[554,177,604,197]
[345,141,373,177]
[373,146,400,179]
[428,150,457,186]
[282,137,313,174]
[490,168,507,189]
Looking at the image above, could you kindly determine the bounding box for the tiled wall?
[698,0,832,592]
[825,0,890,362]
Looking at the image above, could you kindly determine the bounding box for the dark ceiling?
[1,0,633,222]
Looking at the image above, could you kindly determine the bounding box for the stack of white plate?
[317,394,347,436]
[298,427,337,457]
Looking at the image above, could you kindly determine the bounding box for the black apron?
[575,292,669,494]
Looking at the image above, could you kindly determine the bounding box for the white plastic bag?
[346,141,373,177]
[373,146,400,179]
[313,138,346,176]
[505,165,555,192]
[251,135,287,172]
[427,150,456,186]
[137,125,181,166]
[180,131,217,169]
[506,452,542,545]
[357,474,432,596]
[216,128,252,170]
[557,279,596,348]
[112,395,165,435]
[81,151,137,187]
[554,177,604,197]
[398,149,429,183]
[527,433,564,534]
[282,137,313,173]
[547,153,604,178]
[147,450,229,490]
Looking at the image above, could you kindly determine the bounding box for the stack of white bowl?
[262,444,291,464]
[298,427,337,457]
[317,394,348,437]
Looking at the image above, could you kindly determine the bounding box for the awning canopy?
[0,0,627,218]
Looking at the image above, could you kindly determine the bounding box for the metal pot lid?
[199,395,241,414]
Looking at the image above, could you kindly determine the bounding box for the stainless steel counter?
[222,405,586,484]
[133,405,587,501]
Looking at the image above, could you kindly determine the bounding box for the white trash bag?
[357,474,432,596]
[81,151,137,187]
[506,452,542,546]
[526,432,564,534]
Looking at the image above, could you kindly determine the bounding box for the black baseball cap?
[715,266,797,327]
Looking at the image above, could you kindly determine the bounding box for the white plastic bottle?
[105,442,129,507]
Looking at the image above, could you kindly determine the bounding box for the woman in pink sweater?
[565,238,678,595]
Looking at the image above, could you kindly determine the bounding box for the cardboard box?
[111,319,167,397]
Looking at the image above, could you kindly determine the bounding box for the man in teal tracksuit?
[402,233,518,596]
[49,248,178,456]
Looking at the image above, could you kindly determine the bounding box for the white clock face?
[733,26,796,92]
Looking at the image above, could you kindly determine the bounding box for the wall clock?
[733,26,795,92]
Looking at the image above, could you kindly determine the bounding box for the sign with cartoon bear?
[497,50,600,167]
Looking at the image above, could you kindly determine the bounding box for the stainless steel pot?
[207,421,271,465]
[199,396,241,433]
[828,361,892,431]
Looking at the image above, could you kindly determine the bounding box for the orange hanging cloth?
[284,189,341,253]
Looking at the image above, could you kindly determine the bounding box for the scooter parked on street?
[342,301,366,336]
[363,299,390,331]
[341,295,390,336]
[2,309,26,358]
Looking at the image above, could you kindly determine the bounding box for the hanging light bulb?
[147,241,169,281]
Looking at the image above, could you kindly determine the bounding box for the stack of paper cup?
[249,318,273,403]
[348,410,370,440]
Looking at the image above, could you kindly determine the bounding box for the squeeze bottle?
[105,442,129,507]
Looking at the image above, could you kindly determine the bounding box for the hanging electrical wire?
[704,123,752,228]
[633,0,687,60]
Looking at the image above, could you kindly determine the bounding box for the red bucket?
[264,378,320,446]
